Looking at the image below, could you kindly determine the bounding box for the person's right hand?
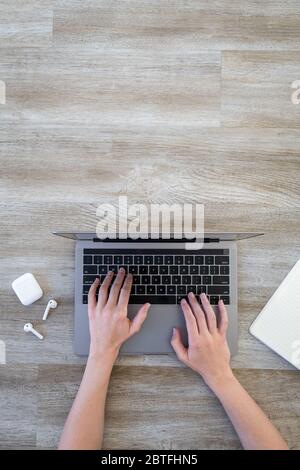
[171,292,234,389]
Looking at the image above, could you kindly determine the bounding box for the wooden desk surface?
[0,0,299,449]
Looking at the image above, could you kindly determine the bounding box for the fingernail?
[219,299,224,304]
[172,327,176,337]
[181,298,186,304]
[146,303,151,308]
[188,291,194,297]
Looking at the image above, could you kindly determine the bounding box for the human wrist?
[82,353,115,392]
[87,348,118,371]
[202,368,236,395]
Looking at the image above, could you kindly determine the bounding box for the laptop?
[53,232,263,356]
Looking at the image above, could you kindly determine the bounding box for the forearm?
[58,354,114,450]
[209,374,289,450]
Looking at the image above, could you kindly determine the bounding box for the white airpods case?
[11,273,43,306]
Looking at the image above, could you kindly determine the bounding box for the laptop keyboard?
[82,249,230,305]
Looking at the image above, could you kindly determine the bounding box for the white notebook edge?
[249,259,300,370]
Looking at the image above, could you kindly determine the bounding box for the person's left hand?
[88,268,151,363]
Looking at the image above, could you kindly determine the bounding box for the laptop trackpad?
[121,304,187,354]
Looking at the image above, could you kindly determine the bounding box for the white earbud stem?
[24,322,43,340]
[42,299,57,321]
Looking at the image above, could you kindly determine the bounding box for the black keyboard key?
[172,275,181,284]
[205,256,214,265]
[130,295,176,304]
[220,265,230,275]
[83,275,97,285]
[134,255,143,264]
[165,255,173,265]
[99,265,108,275]
[220,295,230,304]
[131,285,136,295]
[104,255,113,264]
[124,255,133,264]
[147,285,155,295]
[109,265,118,273]
[142,275,151,285]
[129,265,138,274]
[83,265,97,275]
[114,255,123,264]
[177,285,186,295]
[177,295,186,304]
[94,255,103,264]
[210,265,219,275]
[144,255,153,265]
[84,255,92,264]
[195,255,204,264]
[154,255,163,264]
[133,275,140,284]
[187,285,197,294]
[162,275,171,284]
[200,266,209,275]
[215,256,229,265]
[139,265,148,274]
[149,265,158,274]
[213,276,229,285]
[202,276,212,284]
[197,285,207,294]
[82,295,88,304]
[170,266,178,275]
[190,265,199,275]
[157,285,166,295]
[152,275,161,284]
[192,275,201,284]
[180,266,189,274]
[83,285,90,294]
[185,256,193,265]
[209,296,219,305]
[182,275,191,285]
[175,256,184,265]
[208,285,230,295]
[137,285,146,295]
[100,274,106,283]
[159,266,168,274]
[167,285,176,295]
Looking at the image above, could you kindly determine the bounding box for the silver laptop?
[53,232,262,356]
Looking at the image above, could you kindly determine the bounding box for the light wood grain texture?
[222,52,300,127]
[2,0,300,15]
[36,365,300,450]
[0,46,220,127]
[53,2,300,51]
[1,125,299,204]
[0,365,38,449]
[0,8,53,47]
[0,0,299,450]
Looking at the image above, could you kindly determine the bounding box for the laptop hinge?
[92,237,220,243]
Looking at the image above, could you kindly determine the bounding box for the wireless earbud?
[24,322,43,340]
[43,299,57,321]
